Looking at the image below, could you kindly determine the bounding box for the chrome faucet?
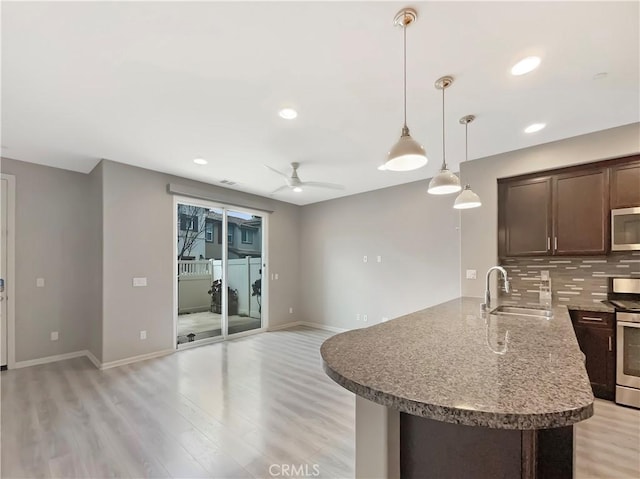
[481,266,510,311]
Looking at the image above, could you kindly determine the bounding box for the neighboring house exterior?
[177,205,262,260]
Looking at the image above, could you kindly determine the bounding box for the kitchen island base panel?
[355,397,400,479]
[400,413,574,479]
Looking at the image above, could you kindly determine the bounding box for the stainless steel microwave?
[612,207,640,251]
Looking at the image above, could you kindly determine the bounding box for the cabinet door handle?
[547,237,551,251]
[609,336,613,352]
[554,237,558,250]
[582,316,604,322]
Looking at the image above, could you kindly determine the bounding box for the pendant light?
[383,8,427,172]
[454,115,482,209]
[428,76,461,195]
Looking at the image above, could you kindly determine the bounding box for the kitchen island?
[321,297,594,478]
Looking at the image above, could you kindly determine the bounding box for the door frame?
[172,195,269,350]
[1,173,16,369]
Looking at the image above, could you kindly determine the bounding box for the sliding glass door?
[176,200,266,347]
[226,210,263,335]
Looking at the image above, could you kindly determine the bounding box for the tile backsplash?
[499,252,640,304]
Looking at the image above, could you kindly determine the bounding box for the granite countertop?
[321,297,594,430]
[565,300,615,313]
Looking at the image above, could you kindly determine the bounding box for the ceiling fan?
[265,162,345,194]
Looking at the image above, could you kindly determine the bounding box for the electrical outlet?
[356,314,360,321]
[140,330,147,340]
[50,331,58,341]
[363,256,368,263]
[377,256,382,263]
[275,273,279,280]
[289,307,293,314]
[36,278,45,287]
[363,314,368,322]
[133,277,147,287]
[466,269,477,280]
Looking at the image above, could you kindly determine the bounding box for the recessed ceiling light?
[293,187,303,193]
[278,108,298,120]
[511,56,541,76]
[193,158,208,165]
[524,123,546,133]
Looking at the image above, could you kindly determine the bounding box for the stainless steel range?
[609,278,640,408]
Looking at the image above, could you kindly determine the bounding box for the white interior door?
[1,178,8,367]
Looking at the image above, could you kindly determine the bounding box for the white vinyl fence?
[178,258,262,318]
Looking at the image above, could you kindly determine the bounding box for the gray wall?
[1,157,300,365]
[299,179,461,330]
[1,158,96,362]
[459,122,640,298]
[100,160,300,363]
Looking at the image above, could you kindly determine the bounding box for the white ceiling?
[2,1,638,205]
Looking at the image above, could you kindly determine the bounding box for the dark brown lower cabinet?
[570,310,616,400]
[400,413,574,479]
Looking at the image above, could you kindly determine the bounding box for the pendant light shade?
[454,185,482,209]
[428,168,462,195]
[428,76,461,195]
[383,9,427,172]
[386,126,427,171]
[453,114,482,209]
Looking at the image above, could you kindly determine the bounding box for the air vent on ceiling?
[220,179,237,186]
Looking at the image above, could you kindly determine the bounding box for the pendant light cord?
[403,23,407,129]
[441,87,446,169]
[465,120,469,163]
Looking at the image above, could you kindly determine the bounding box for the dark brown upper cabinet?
[553,168,609,255]
[499,155,639,257]
[499,177,553,257]
[610,159,640,209]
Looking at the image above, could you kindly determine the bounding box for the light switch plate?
[36,278,45,287]
[50,331,58,341]
[133,277,147,287]
[466,270,477,280]
[140,330,147,340]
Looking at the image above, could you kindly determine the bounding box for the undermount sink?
[490,305,553,319]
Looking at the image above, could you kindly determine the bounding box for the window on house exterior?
[228,225,234,244]
[205,221,214,242]
[241,228,253,244]
[180,214,198,231]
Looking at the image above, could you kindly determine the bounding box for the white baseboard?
[13,350,88,369]
[85,350,102,369]
[268,321,347,333]
[299,321,348,333]
[99,348,175,370]
[268,321,303,331]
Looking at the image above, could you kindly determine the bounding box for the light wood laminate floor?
[1,327,354,478]
[2,326,639,478]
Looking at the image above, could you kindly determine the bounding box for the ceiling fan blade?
[301,181,345,190]
[270,185,290,195]
[264,165,290,179]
